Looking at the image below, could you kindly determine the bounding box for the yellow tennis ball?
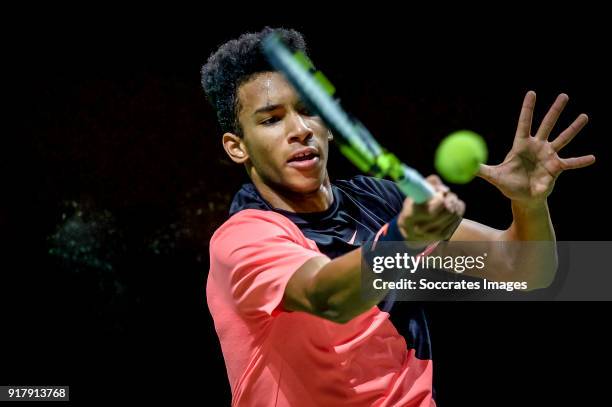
[435,130,488,184]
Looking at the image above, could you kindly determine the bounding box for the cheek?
[246,131,285,167]
[260,133,285,161]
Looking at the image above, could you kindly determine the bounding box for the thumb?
[476,163,497,183]
[426,174,450,193]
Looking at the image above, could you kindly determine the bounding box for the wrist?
[511,199,548,214]
[386,217,430,251]
[397,213,434,250]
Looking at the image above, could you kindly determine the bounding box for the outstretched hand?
[477,91,595,206]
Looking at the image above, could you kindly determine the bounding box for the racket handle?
[395,164,436,204]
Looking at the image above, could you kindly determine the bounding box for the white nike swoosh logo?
[348,230,357,245]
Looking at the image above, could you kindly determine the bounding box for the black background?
[6,8,612,406]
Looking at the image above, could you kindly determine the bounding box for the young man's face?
[233,71,330,194]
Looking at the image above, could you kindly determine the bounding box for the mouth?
[287,147,321,170]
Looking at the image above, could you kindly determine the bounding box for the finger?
[418,194,464,233]
[560,155,596,170]
[426,174,450,193]
[535,93,569,140]
[515,91,536,139]
[434,183,450,195]
[426,174,443,185]
[432,196,465,239]
[418,210,457,234]
[443,193,462,213]
[550,114,589,152]
[414,218,456,242]
[426,197,446,218]
[414,191,445,217]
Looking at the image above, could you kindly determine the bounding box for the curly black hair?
[201,27,308,136]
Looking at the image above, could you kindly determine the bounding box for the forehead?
[237,72,298,113]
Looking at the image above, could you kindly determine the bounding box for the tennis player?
[202,28,594,406]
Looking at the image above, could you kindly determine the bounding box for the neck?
[252,174,333,213]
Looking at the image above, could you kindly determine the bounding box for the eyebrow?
[253,104,283,116]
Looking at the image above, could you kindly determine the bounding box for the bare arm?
[450,91,594,288]
[450,207,557,288]
[283,249,375,324]
[283,181,464,323]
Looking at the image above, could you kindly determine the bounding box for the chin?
[285,173,326,194]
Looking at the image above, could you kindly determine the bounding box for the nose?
[287,111,313,143]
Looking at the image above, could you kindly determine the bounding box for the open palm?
[478,91,595,204]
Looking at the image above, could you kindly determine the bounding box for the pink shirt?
[207,209,436,406]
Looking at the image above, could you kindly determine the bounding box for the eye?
[298,105,316,117]
[260,116,281,126]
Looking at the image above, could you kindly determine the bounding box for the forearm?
[452,201,558,288]
[499,200,558,288]
[505,200,556,241]
[306,248,391,323]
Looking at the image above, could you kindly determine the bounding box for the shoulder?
[210,209,314,260]
[208,209,324,318]
[212,209,304,243]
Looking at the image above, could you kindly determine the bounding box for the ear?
[222,132,249,164]
[328,130,334,141]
